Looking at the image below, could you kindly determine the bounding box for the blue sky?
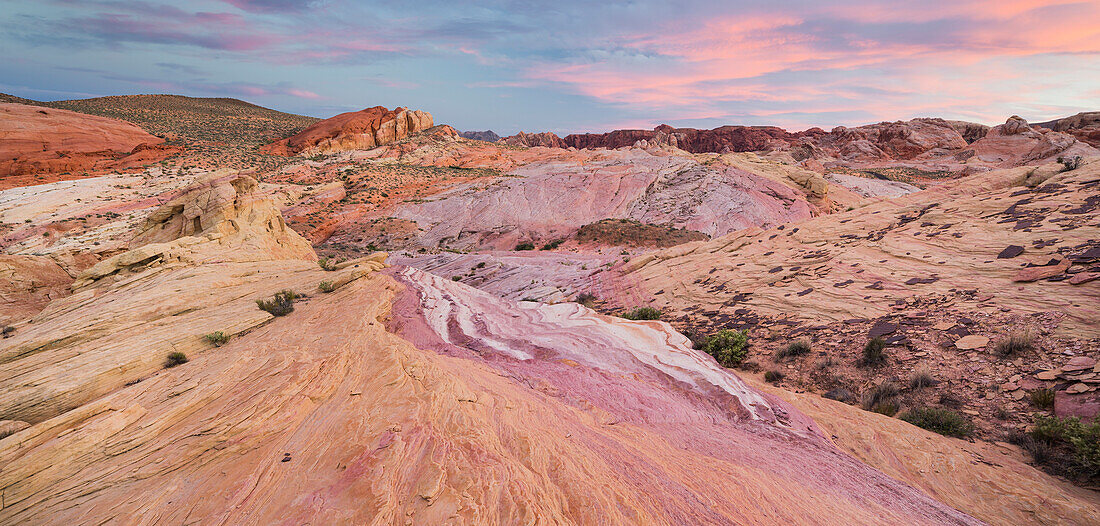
[2,0,1097,134]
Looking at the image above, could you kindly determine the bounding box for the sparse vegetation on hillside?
[39,94,319,145]
[621,307,661,321]
[901,407,974,437]
[257,290,299,316]
[318,281,336,293]
[764,370,784,383]
[514,242,535,251]
[702,329,750,367]
[574,219,709,248]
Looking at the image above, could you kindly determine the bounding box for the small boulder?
[955,335,990,350]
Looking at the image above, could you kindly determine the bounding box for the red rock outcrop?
[498,130,566,148]
[261,106,433,156]
[1037,112,1100,148]
[962,115,1098,166]
[0,102,176,187]
[0,255,73,324]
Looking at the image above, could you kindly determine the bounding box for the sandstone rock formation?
[550,115,1099,173]
[386,149,822,250]
[0,102,176,188]
[0,255,73,324]
[1037,111,1100,147]
[963,116,1098,167]
[614,159,1100,337]
[498,130,567,148]
[459,129,501,142]
[73,172,315,289]
[261,106,433,156]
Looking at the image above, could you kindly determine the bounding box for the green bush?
[900,407,974,438]
[165,352,189,368]
[541,239,564,250]
[702,329,750,368]
[776,339,811,360]
[861,337,887,367]
[514,242,535,251]
[1029,415,1100,482]
[574,292,598,308]
[204,331,229,347]
[318,280,336,293]
[257,290,298,316]
[621,307,661,321]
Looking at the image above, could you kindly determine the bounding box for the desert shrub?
[514,242,535,251]
[574,292,598,308]
[621,307,661,321]
[256,290,298,316]
[908,365,936,389]
[1030,388,1056,410]
[860,337,887,367]
[702,329,750,368]
[1058,155,1082,171]
[814,356,835,370]
[1,325,13,338]
[776,339,811,360]
[1027,415,1100,482]
[862,382,899,411]
[451,275,462,281]
[764,370,784,383]
[475,261,486,269]
[900,407,974,437]
[204,331,229,347]
[871,401,899,416]
[541,239,564,250]
[318,280,336,293]
[993,332,1034,357]
[165,352,189,368]
[823,388,855,404]
[318,257,336,271]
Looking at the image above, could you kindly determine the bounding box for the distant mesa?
[459,130,501,142]
[262,106,433,156]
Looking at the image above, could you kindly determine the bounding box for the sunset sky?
[2,0,1097,134]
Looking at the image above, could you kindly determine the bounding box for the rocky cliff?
[262,106,434,156]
